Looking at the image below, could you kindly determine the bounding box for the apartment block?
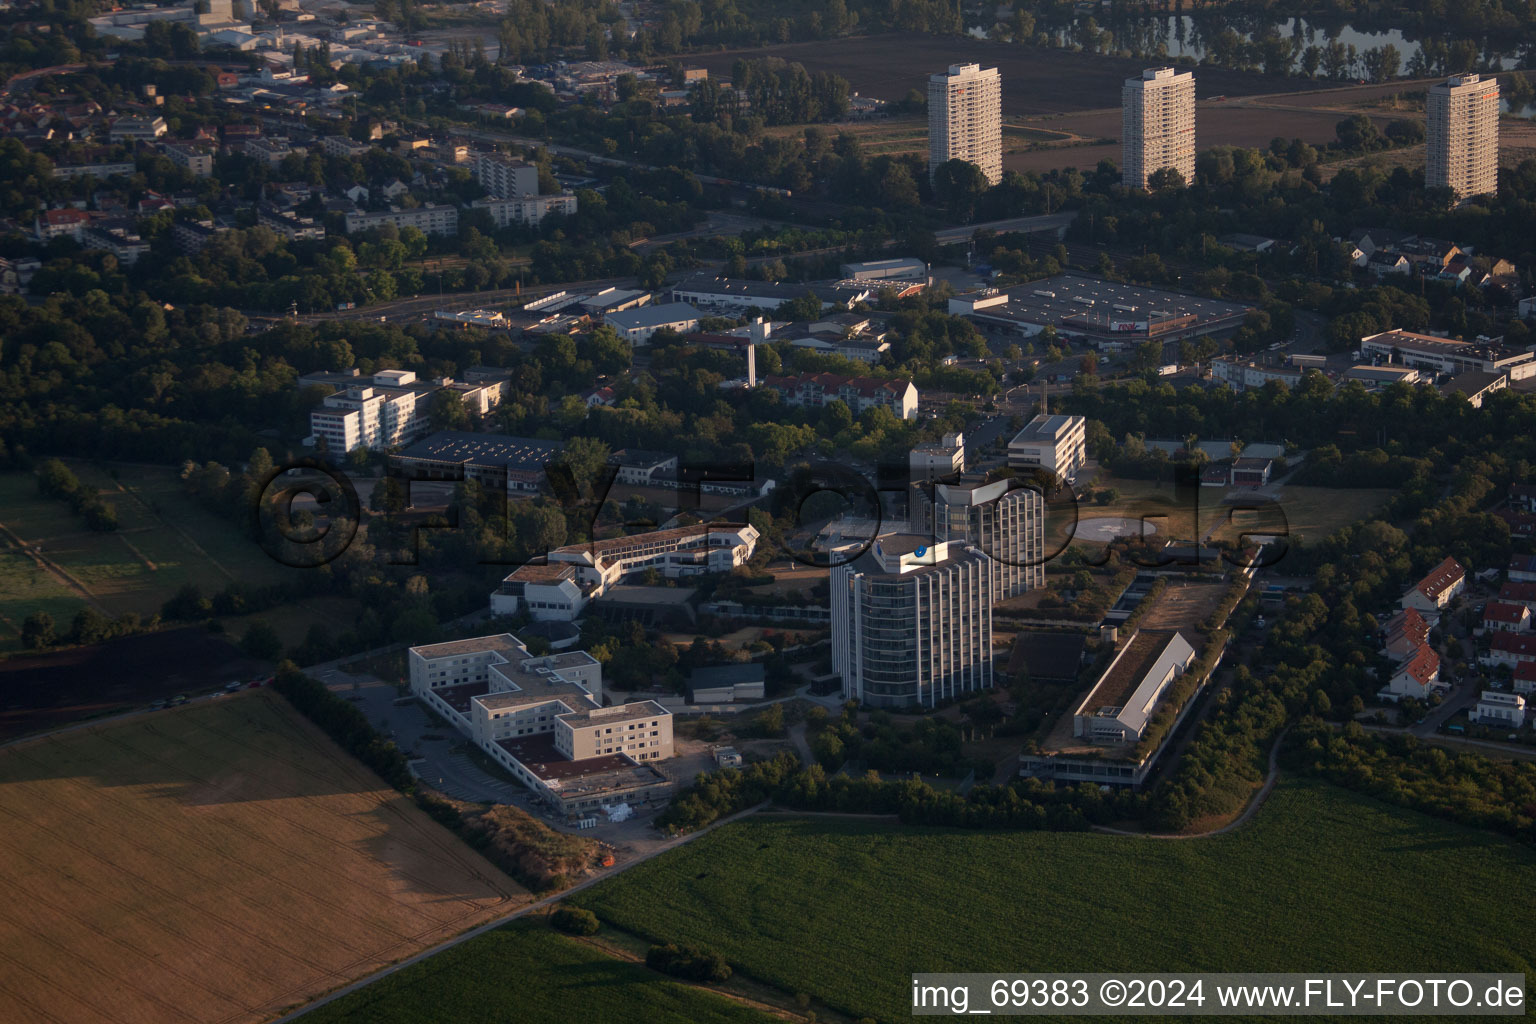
[1122,67,1196,190]
[476,153,539,198]
[344,204,458,237]
[1427,74,1499,202]
[761,372,919,420]
[471,192,578,227]
[928,63,1002,185]
[831,536,995,709]
[163,142,213,177]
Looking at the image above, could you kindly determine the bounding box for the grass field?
[300,918,778,1024]
[0,463,334,651]
[571,779,1536,1022]
[0,691,527,1024]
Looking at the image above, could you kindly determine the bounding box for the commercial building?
[303,369,509,454]
[344,204,459,237]
[109,115,167,141]
[928,478,1046,599]
[491,522,759,621]
[927,63,1002,185]
[1469,690,1525,727]
[949,274,1251,346]
[476,153,539,198]
[1426,74,1500,202]
[669,273,874,313]
[472,192,578,228]
[909,432,965,482]
[839,257,928,282]
[687,663,766,704]
[1399,556,1466,619]
[391,431,564,492]
[832,536,995,708]
[1007,414,1086,480]
[1359,330,1536,379]
[1122,67,1196,191]
[1073,630,1196,745]
[607,450,678,485]
[604,302,701,345]
[1209,358,1304,392]
[760,372,919,420]
[408,634,674,817]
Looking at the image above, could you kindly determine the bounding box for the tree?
[931,159,990,221]
[1146,166,1186,192]
[21,611,55,649]
[69,607,111,645]
[1335,114,1379,152]
[549,436,612,501]
[241,621,283,661]
[551,907,600,935]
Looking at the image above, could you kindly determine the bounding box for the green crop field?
[299,918,776,1024]
[0,462,320,649]
[572,779,1536,1022]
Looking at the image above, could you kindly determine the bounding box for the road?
[932,211,1078,246]
[1412,676,1481,737]
[266,800,771,1024]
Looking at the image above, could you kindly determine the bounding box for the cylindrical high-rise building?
[832,538,994,709]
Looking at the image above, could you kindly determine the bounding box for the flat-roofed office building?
[930,478,1045,598]
[1008,414,1087,480]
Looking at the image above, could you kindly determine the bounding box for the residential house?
[1380,607,1430,659]
[1380,644,1443,702]
[1469,691,1526,728]
[1483,600,1531,632]
[1399,556,1465,619]
[1510,555,1536,582]
[762,372,919,421]
[1488,632,1536,667]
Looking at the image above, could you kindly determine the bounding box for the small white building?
[605,302,701,345]
[1380,644,1444,702]
[1008,414,1086,480]
[1468,690,1526,728]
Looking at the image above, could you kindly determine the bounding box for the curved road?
[1091,726,1289,840]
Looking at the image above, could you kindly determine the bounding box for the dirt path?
[1092,726,1288,840]
[0,518,111,615]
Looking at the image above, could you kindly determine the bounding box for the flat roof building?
[1073,630,1196,745]
[1007,414,1086,480]
[605,302,701,345]
[391,430,564,492]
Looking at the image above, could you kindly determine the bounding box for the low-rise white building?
[1380,644,1444,701]
[910,432,965,482]
[1400,556,1465,620]
[760,372,919,421]
[605,302,701,345]
[1210,357,1303,392]
[1073,630,1196,745]
[1469,690,1526,728]
[345,203,459,237]
[472,192,578,227]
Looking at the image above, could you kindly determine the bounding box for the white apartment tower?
[1427,74,1500,203]
[928,63,1003,185]
[1122,67,1196,190]
[831,537,994,709]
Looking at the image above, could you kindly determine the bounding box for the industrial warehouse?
[947,273,1254,346]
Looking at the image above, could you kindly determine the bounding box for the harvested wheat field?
[0,690,527,1024]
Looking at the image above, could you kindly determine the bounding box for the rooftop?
[1011,413,1083,444]
[496,735,669,792]
[1082,630,1182,717]
[556,700,668,728]
[394,431,564,470]
[412,633,525,660]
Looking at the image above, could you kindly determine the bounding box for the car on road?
[148,699,167,711]
[168,694,188,706]
[223,681,242,693]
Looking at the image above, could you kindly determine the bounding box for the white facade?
[1074,630,1196,744]
[1469,690,1525,728]
[109,116,167,141]
[832,539,995,709]
[605,302,701,345]
[762,373,919,421]
[309,383,424,453]
[909,432,965,481]
[931,478,1045,599]
[928,63,1002,185]
[1427,74,1499,202]
[472,192,578,227]
[1007,414,1086,479]
[1122,67,1196,190]
[476,154,539,199]
[345,204,458,237]
[163,144,213,177]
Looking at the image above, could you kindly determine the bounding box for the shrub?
[551,906,600,936]
[646,942,732,982]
